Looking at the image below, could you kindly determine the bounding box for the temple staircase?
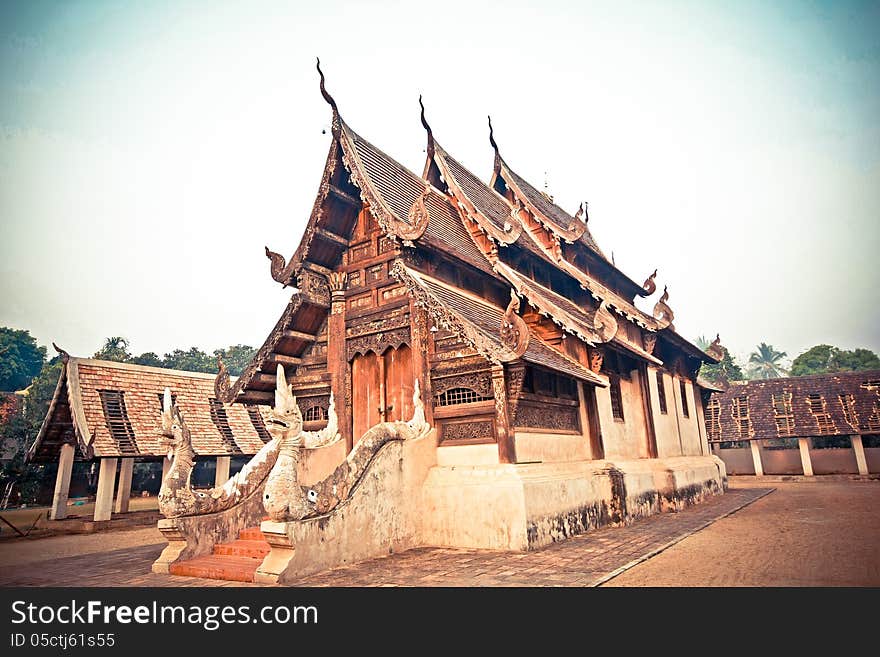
[168,526,269,583]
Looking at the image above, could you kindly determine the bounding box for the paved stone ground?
[0,486,770,587]
[607,480,880,586]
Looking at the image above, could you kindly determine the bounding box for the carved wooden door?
[383,344,413,424]
[350,345,413,443]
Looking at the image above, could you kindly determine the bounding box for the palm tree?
[94,336,131,363]
[748,342,788,379]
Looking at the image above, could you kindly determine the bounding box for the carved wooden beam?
[283,329,318,342]
[239,391,274,404]
[302,261,334,277]
[329,184,360,207]
[314,227,349,246]
[252,373,278,385]
[267,354,303,366]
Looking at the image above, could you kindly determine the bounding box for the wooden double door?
[350,344,414,443]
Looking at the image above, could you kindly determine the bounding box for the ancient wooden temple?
[709,372,880,477]
[32,64,729,583]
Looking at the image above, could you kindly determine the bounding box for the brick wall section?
[708,371,880,442]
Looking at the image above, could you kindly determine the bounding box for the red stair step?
[213,539,271,559]
[239,527,265,541]
[169,555,261,582]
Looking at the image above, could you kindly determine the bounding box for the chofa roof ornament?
[500,289,530,357]
[640,269,658,297]
[706,333,724,361]
[653,286,675,329]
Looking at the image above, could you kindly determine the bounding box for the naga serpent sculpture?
[263,364,430,521]
[157,366,339,519]
[158,362,429,522]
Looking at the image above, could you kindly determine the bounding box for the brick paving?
[0,487,771,587]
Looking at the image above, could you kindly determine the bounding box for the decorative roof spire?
[652,285,675,329]
[640,268,658,297]
[316,57,340,137]
[488,115,503,173]
[419,94,434,160]
[706,333,724,361]
[214,357,232,402]
[52,342,70,364]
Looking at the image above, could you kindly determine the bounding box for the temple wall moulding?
[346,327,411,361]
[431,369,494,398]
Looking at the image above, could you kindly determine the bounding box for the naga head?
[268,364,303,441]
[160,387,189,460]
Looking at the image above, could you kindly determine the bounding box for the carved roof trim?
[430,141,523,245]
[391,261,605,385]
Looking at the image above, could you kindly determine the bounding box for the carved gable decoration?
[500,290,530,356]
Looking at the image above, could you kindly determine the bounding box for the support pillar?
[50,443,75,521]
[327,272,350,451]
[214,456,231,487]
[750,439,764,477]
[114,458,134,513]
[851,435,869,475]
[94,458,117,522]
[798,437,814,476]
[491,365,517,464]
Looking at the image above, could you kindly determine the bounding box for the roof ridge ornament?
[640,269,658,297]
[316,57,340,137]
[214,357,232,403]
[706,333,724,361]
[500,289,530,357]
[488,115,502,172]
[653,285,675,329]
[419,95,435,160]
[265,246,296,288]
[52,342,70,364]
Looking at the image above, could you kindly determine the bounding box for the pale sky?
[1,0,878,369]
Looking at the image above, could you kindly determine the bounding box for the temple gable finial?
[640,268,658,297]
[316,57,339,137]
[419,94,435,160]
[488,115,500,156]
[52,342,70,364]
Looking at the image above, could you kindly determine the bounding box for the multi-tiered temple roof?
[219,62,718,406]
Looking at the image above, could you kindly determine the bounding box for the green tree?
[0,327,46,392]
[791,344,880,376]
[162,347,214,373]
[130,352,163,368]
[213,344,256,376]
[94,336,131,363]
[748,342,788,379]
[0,357,64,505]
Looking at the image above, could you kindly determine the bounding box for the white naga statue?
[159,363,428,521]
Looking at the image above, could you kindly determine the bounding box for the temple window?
[436,387,490,407]
[806,394,835,435]
[838,394,857,428]
[680,380,689,418]
[304,406,329,422]
[98,389,138,455]
[656,371,667,414]
[771,391,795,437]
[706,397,721,440]
[731,395,751,439]
[209,398,238,450]
[609,376,624,421]
[247,407,272,443]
